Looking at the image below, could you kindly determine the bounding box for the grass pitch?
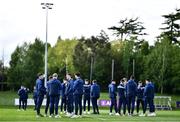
[0,91,180,122]
[0,108,180,122]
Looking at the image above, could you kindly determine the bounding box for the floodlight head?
[46,3,53,5]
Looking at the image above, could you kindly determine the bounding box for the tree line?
[0,8,179,94]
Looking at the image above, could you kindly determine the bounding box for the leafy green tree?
[160,8,180,44]
[133,40,150,80]
[48,39,78,79]
[73,33,112,85]
[8,39,45,90]
[8,43,28,89]
[108,17,147,41]
[122,40,135,78]
[0,60,3,82]
[0,59,8,89]
[23,38,45,89]
[170,44,180,93]
[144,37,172,94]
[111,41,124,80]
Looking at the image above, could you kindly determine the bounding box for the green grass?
[0,91,33,106]
[0,108,180,122]
[0,91,179,108]
[0,91,17,106]
[0,91,180,121]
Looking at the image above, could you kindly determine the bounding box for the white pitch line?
[97,117,107,121]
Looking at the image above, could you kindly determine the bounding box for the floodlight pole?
[66,57,68,74]
[111,59,114,81]
[41,3,53,88]
[90,56,93,82]
[133,59,135,77]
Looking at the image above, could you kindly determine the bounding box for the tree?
[8,43,29,89]
[170,44,180,93]
[160,8,180,45]
[48,38,78,78]
[0,60,3,82]
[108,17,147,41]
[23,38,45,89]
[73,33,112,87]
[144,37,172,94]
[8,39,45,90]
[121,40,134,78]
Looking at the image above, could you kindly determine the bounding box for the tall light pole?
[65,57,68,75]
[111,59,114,81]
[90,56,93,82]
[41,2,53,87]
[132,45,135,77]
[132,59,135,77]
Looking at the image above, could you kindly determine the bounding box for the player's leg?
[74,95,78,115]
[123,98,126,115]
[45,94,50,115]
[19,98,21,110]
[136,99,140,114]
[83,96,86,112]
[49,96,54,116]
[60,97,64,113]
[24,99,27,110]
[22,99,25,110]
[131,96,135,115]
[109,98,114,114]
[95,97,99,114]
[34,98,37,110]
[36,95,44,116]
[79,94,82,116]
[54,95,60,117]
[91,97,96,114]
[118,98,122,114]
[127,96,131,115]
[64,96,67,113]
[87,97,90,113]
[114,98,119,115]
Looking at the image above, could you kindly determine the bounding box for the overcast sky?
[0,0,179,66]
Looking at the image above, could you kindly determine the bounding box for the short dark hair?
[48,75,53,80]
[85,79,89,82]
[67,73,72,77]
[130,75,134,79]
[37,73,43,77]
[75,72,81,77]
[63,78,67,81]
[146,78,150,81]
[92,80,97,83]
[53,73,58,77]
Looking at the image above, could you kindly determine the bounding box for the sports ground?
[0,108,180,122]
[0,92,180,122]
